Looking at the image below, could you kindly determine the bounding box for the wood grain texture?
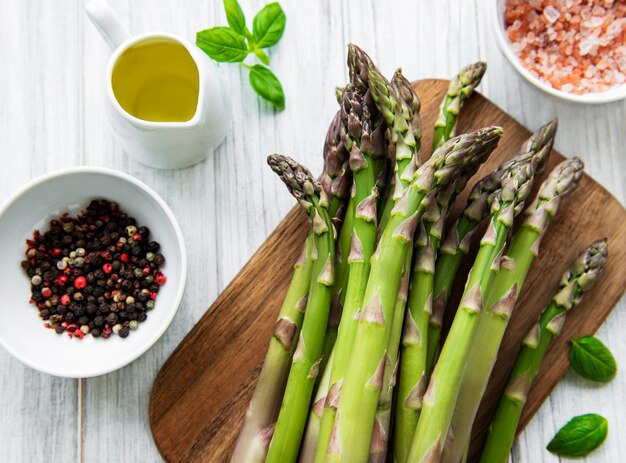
[1,1,625,462]
[149,79,626,463]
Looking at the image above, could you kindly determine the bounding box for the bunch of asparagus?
[232,44,608,463]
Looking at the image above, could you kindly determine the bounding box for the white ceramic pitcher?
[85,0,232,169]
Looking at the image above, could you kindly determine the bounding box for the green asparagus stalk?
[479,239,608,463]
[265,155,336,463]
[327,127,502,462]
[426,119,558,373]
[231,117,350,463]
[441,157,585,463]
[391,172,482,463]
[368,70,427,463]
[230,235,314,463]
[318,46,390,377]
[300,347,335,463]
[391,66,488,462]
[408,147,537,463]
[370,250,412,463]
[432,62,487,151]
[370,66,422,232]
[313,82,387,462]
[319,110,353,376]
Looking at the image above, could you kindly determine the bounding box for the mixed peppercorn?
[21,199,166,340]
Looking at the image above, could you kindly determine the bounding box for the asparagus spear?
[479,239,608,463]
[313,82,387,462]
[408,146,537,463]
[426,119,558,373]
[231,118,349,463]
[319,46,388,376]
[370,66,422,232]
[299,347,335,463]
[370,250,412,463]
[432,62,487,150]
[320,110,353,376]
[392,168,484,463]
[327,127,502,462]
[265,155,336,463]
[230,235,314,463]
[441,157,585,463]
[391,67,488,461]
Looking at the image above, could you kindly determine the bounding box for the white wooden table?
[0,1,624,461]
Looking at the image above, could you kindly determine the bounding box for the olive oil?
[112,39,199,122]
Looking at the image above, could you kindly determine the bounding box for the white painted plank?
[0,1,82,461]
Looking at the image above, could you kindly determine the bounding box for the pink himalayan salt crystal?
[583,16,606,29]
[544,5,561,23]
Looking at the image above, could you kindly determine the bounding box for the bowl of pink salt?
[492,0,626,104]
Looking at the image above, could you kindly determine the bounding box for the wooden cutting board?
[149,79,626,463]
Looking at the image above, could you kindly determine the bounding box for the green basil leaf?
[252,2,286,49]
[196,27,249,63]
[253,48,270,65]
[547,414,608,457]
[223,0,247,36]
[248,65,285,110]
[570,336,617,382]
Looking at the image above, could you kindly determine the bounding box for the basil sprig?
[197,0,286,110]
[547,414,608,457]
[570,336,617,383]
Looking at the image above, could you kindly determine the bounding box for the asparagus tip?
[267,154,321,208]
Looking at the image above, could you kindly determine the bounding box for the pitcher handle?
[85,0,131,51]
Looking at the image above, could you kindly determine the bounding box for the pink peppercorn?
[41,288,52,298]
[120,253,129,263]
[155,273,167,286]
[74,276,87,289]
[60,294,71,306]
[102,263,113,274]
[57,275,68,286]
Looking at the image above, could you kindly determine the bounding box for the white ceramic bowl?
[491,0,626,104]
[0,167,186,378]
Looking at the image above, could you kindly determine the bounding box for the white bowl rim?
[490,0,626,104]
[0,166,187,378]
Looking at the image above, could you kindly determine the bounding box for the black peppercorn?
[91,328,101,338]
[131,246,142,257]
[119,326,130,338]
[86,303,97,316]
[106,313,118,325]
